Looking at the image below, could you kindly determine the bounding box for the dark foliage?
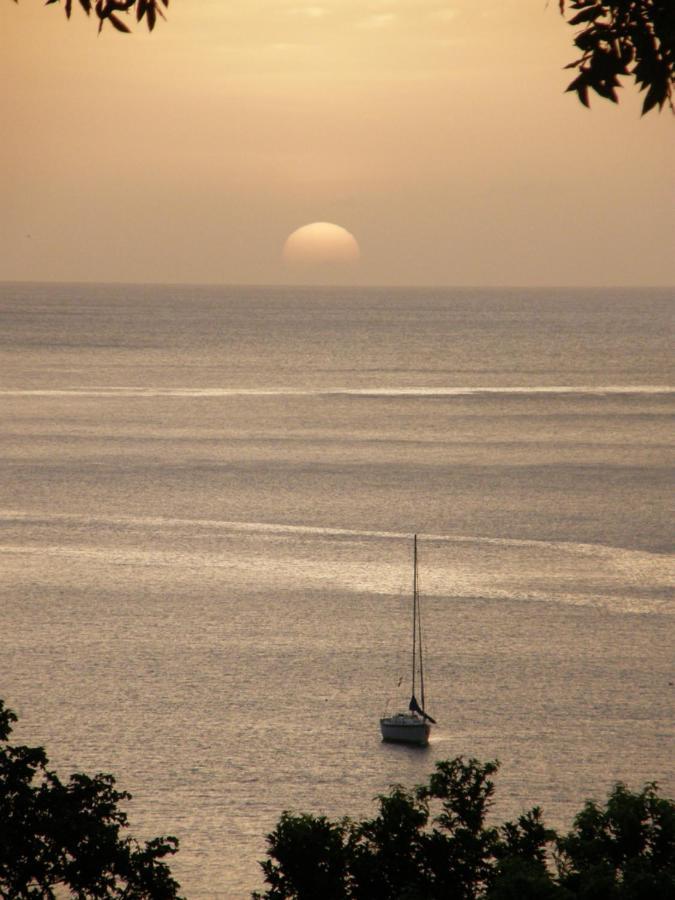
[0,699,182,899]
[557,780,675,899]
[559,1,675,113]
[12,0,168,33]
[253,756,675,900]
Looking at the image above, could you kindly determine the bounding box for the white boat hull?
[380,713,430,746]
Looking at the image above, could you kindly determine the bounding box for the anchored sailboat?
[380,534,436,746]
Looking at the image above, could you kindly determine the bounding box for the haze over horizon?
[2,0,674,287]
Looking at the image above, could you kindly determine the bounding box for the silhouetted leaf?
[566,74,591,107]
[642,81,666,114]
[592,80,619,101]
[107,12,131,32]
[569,6,603,25]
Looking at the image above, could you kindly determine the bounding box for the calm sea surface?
[1,283,673,897]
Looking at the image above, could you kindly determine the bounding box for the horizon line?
[1,278,674,291]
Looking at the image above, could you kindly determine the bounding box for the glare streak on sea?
[0,283,673,897]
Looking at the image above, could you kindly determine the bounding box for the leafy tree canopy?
[0,698,182,899]
[253,756,675,900]
[560,1,675,113]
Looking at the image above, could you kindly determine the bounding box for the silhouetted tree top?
[560,1,674,113]
[254,756,675,899]
[0,698,182,898]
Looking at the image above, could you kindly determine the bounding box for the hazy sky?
[2,0,674,286]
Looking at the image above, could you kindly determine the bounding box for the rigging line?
[411,533,417,701]
[418,540,425,712]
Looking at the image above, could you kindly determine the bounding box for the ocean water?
[0,283,673,897]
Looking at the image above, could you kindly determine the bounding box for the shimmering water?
[1,283,673,897]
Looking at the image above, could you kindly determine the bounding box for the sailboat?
[380,534,436,746]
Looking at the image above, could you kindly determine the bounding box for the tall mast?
[411,533,417,700]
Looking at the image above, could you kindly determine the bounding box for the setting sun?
[282,222,360,267]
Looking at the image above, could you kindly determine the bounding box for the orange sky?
[1,0,674,285]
